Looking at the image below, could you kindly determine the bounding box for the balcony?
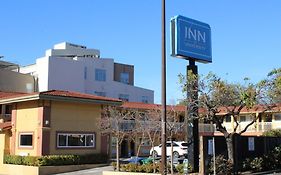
[199,122,279,134]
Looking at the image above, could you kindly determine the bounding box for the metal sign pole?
[186,59,199,172]
[161,0,167,174]
[213,136,216,175]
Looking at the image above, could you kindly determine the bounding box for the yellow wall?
[14,101,39,156]
[49,101,102,155]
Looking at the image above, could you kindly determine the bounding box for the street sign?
[171,15,212,63]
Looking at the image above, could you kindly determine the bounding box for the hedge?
[4,153,108,166]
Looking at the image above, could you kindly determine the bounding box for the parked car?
[150,141,188,158]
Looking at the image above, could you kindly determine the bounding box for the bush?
[242,145,281,173]
[208,155,233,175]
[4,153,108,166]
[175,163,192,174]
[263,129,281,137]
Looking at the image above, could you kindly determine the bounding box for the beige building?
[0,90,121,157]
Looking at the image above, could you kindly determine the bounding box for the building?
[0,60,36,93]
[0,90,121,158]
[19,42,154,103]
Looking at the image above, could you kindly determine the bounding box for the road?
[53,165,113,175]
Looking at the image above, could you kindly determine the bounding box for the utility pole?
[161,0,167,174]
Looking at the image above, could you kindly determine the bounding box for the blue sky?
[1,1,281,104]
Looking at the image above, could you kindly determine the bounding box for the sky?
[1,1,281,104]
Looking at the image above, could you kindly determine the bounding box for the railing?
[199,122,276,133]
[112,120,277,133]
[111,120,185,132]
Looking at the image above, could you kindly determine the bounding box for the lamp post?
[161,0,167,174]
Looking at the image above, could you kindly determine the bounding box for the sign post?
[183,158,189,175]
[171,15,212,172]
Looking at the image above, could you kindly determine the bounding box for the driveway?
[53,165,113,175]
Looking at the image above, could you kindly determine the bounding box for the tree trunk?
[225,134,236,174]
[116,139,120,171]
[226,136,234,164]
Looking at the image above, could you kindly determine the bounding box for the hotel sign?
[171,15,212,63]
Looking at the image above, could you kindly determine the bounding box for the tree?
[264,68,281,103]
[179,72,275,172]
[166,106,185,175]
[142,107,161,173]
[100,106,135,171]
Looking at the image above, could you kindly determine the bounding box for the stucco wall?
[14,101,39,156]
[0,69,35,93]
[49,101,102,155]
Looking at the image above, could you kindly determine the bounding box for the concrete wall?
[0,69,35,93]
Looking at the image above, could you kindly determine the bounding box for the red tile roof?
[40,90,122,103]
[0,121,11,131]
[0,90,122,104]
[122,102,186,112]
[0,91,27,99]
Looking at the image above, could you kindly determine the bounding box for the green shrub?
[175,163,192,174]
[263,129,281,137]
[208,155,233,175]
[242,145,281,173]
[4,153,108,166]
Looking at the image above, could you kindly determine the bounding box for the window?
[111,137,117,147]
[57,133,95,148]
[274,113,281,121]
[240,115,251,122]
[120,72,129,84]
[84,67,87,80]
[141,96,149,103]
[140,138,150,146]
[95,69,106,81]
[94,91,106,97]
[19,133,33,147]
[264,114,272,122]
[119,94,129,102]
[5,105,12,114]
[225,115,231,122]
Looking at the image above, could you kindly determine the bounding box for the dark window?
[274,114,281,121]
[225,115,231,122]
[5,105,12,114]
[19,134,33,147]
[264,114,272,122]
[57,133,95,148]
[120,72,129,84]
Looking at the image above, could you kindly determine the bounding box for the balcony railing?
[112,120,278,134]
[199,122,277,133]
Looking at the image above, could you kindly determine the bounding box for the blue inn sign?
[171,15,212,63]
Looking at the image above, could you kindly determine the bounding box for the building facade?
[0,90,121,157]
[19,42,154,103]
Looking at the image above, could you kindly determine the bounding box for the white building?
[19,42,154,103]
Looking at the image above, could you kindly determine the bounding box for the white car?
[150,141,188,158]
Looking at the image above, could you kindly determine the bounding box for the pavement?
[53,165,113,175]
